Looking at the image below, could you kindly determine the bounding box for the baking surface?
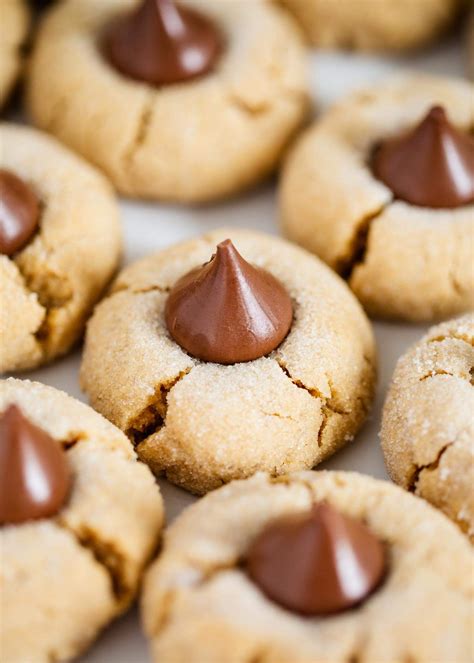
[16,38,466,662]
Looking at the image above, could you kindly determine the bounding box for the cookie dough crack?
[12,251,73,351]
[228,91,271,116]
[275,358,324,400]
[275,359,349,446]
[122,92,155,173]
[55,520,130,605]
[269,473,318,503]
[419,369,455,382]
[338,203,389,280]
[419,362,474,388]
[346,634,370,663]
[327,377,353,415]
[261,410,295,421]
[61,433,85,450]
[408,441,454,494]
[317,406,332,447]
[428,333,474,348]
[126,369,193,445]
[196,559,241,586]
[113,283,171,296]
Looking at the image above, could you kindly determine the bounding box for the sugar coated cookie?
[0,378,164,663]
[0,123,121,372]
[280,75,474,321]
[278,0,463,51]
[80,229,376,494]
[27,0,308,202]
[142,471,473,662]
[381,313,474,541]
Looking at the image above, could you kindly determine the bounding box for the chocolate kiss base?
[0,405,71,525]
[165,239,294,364]
[0,169,40,256]
[246,503,386,616]
[372,105,474,209]
[103,0,222,86]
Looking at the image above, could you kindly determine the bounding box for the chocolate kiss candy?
[373,105,474,209]
[247,502,386,616]
[165,239,293,364]
[103,0,222,86]
[0,405,71,525]
[0,169,40,256]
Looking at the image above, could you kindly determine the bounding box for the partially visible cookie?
[142,471,473,663]
[80,229,376,495]
[0,378,164,663]
[27,0,308,202]
[0,123,121,372]
[0,0,29,107]
[280,75,474,321]
[279,0,463,51]
[381,314,474,541]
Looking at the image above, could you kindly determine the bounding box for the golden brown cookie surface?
[0,378,164,663]
[80,229,376,494]
[142,471,473,663]
[280,75,474,321]
[27,0,308,202]
[0,123,121,372]
[279,0,463,51]
[381,314,474,541]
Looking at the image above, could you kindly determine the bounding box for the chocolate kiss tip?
[217,238,234,252]
[246,501,386,616]
[165,239,293,364]
[0,169,40,256]
[427,105,446,121]
[372,104,474,209]
[0,404,71,526]
[103,0,222,86]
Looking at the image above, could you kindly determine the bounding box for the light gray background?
[18,35,467,663]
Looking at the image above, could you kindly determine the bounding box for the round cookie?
[0,0,29,108]
[381,314,474,541]
[280,75,474,321]
[0,378,164,663]
[27,0,308,203]
[0,123,121,372]
[80,229,376,495]
[142,471,473,663]
[278,0,464,51]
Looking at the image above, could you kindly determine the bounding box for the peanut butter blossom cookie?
[0,0,29,108]
[278,0,464,51]
[27,0,308,203]
[0,123,121,372]
[80,229,376,495]
[381,314,474,541]
[142,471,473,662]
[280,75,474,321]
[0,378,164,663]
